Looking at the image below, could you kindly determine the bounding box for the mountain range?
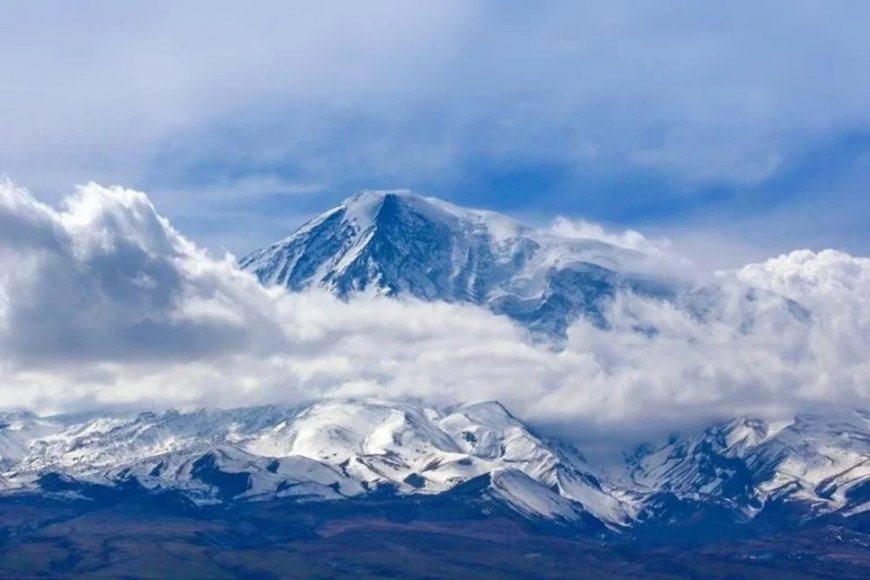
[1,191,867,575]
[1,399,867,538]
[236,191,868,534]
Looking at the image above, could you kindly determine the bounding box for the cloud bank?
[0,181,867,443]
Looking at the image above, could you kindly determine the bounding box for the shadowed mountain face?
[240,191,675,336]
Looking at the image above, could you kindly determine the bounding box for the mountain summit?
[240,191,672,335]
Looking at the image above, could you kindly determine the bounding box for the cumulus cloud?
[734,249,870,373]
[0,181,867,444]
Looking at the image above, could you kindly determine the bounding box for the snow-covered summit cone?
[629,410,870,520]
[240,190,674,335]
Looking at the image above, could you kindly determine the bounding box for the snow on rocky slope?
[2,401,868,530]
[628,410,870,520]
[0,400,630,525]
[240,190,675,336]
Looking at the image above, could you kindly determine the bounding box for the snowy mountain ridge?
[0,399,628,525]
[629,409,870,519]
[2,399,867,532]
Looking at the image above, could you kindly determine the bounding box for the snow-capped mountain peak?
[240,191,674,336]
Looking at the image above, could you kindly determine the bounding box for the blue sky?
[1,1,867,266]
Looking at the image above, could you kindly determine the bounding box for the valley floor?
[2,500,869,579]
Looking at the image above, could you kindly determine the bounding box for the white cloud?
[544,217,694,282]
[546,217,672,255]
[0,181,867,445]
[735,249,870,370]
[736,249,870,310]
